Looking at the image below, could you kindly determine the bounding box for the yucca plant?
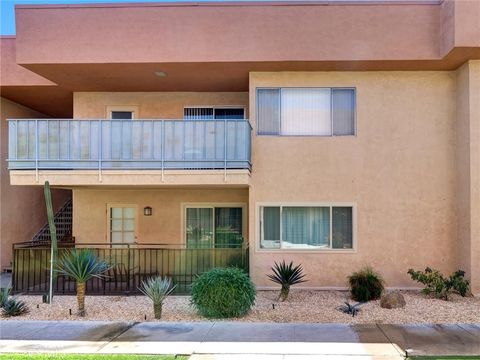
[138,276,176,319]
[56,249,110,316]
[0,287,11,308]
[267,260,307,301]
[2,297,28,317]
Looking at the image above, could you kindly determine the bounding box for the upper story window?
[184,107,245,120]
[111,111,133,120]
[256,88,355,136]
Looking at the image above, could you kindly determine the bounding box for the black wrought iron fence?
[12,242,249,295]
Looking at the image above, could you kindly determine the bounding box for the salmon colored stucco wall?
[456,60,480,295]
[72,188,248,245]
[248,71,458,290]
[73,92,248,119]
[0,97,71,269]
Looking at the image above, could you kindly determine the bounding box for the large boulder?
[380,291,406,309]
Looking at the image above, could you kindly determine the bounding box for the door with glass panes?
[185,206,244,248]
[108,205,137,247]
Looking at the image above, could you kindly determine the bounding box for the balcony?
[8,119,252,186]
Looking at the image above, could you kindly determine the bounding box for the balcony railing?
[8,119,252,173]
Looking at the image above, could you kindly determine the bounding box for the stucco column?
[456,60,480,296]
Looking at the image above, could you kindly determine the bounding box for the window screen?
[332,89,355,135]
[257,89,280,135]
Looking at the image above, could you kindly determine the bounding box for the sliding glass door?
[186,206,243,248]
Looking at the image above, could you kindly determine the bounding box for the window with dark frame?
[184,107,245,120]
[111,111,133,120]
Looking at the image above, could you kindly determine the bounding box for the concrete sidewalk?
[0,321,479,358]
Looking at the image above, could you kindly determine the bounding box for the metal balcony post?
[35,119,39,182]
[224,118,227,182]
[161,120,165,182]
[99,120,103,182]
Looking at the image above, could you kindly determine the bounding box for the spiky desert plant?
[348,266,384,302]
[0,287,11,308]
[2,297,28,317]
[138,276,176,319]
[337,301,364,317]
[56,249,109,316]
[267,260,307,301]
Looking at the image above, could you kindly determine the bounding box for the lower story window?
[260,205,353,250]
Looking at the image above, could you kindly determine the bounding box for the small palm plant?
[56,249,110,316]
[267,260,307,301]
[138,276,176,319]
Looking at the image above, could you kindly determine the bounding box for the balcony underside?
[10,169,250,187]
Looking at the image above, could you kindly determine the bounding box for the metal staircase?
[32,199,73,244]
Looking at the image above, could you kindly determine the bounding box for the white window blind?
[257,88,355,136]
[281,88,331,136]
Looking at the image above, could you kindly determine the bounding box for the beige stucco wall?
[72,188,248,245]
[73,92,248,119]
[456,60,480,295]
[0,97,71,269]
[248,71,458,290]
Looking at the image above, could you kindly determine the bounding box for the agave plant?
[138,276,176,319]
[267,260,307,301]
[337,301,364,317]
[0,287,11,308]
[2,297,28,317]
[56,249,110,316]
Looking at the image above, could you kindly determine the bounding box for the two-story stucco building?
[1,0,480,295]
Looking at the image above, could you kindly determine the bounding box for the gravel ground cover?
[2,290,479,324]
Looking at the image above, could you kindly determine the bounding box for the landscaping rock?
[380,291,406,309]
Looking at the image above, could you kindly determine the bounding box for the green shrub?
[190,267,256,318]
[267,260,307,301]
[407,267,469,300]
[2,297,28,317]
[348,266,384,301]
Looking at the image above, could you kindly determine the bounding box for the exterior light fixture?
[143,206,153,216]
[154,71,167,77]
